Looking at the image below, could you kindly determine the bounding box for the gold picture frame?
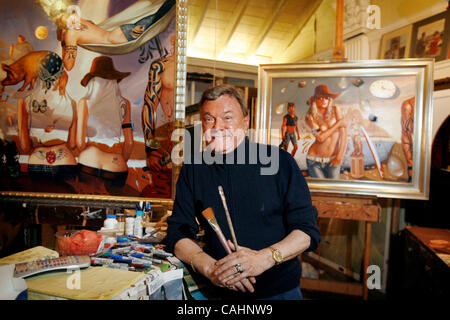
[257,59,434,199]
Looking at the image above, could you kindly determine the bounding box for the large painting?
[257,60,434,199]
[0,0,187,201]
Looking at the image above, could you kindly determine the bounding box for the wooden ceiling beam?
[283,0,324,51]
[245,0,287,59]
[189,0,212,49]
[217,0,250,56]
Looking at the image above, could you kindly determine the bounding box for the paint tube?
[153,249,173,257]
[106,262,130,270]
[130,258,152,267]
[112,246,132,254]
[91,257,114,265]
[103,253,133,264]
[129,252,153,261]
[131,250,153,258]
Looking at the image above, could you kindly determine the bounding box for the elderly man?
[166,84,320,300]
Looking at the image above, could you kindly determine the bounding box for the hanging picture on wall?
[410,10,450,62]
[0,0,187,201]
[379,25,413,59]
[257,60,434,199]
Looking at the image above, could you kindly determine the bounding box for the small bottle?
[134,210,143,238]
[104,214,118,230]
[125,210,135,237]
[116,213,125,236]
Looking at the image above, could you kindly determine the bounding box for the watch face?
[369,79,397,98]
[273,249,282,263]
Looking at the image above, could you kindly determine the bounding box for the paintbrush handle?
[218,186,239,250]
[216,228,233,255]
[206,218,232,255]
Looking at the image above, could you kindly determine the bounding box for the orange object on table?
[56,230,102,256]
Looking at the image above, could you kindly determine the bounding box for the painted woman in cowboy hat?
[76,56,133,183]
[305,84,347,179]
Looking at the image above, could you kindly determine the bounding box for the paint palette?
[14,256,90,278]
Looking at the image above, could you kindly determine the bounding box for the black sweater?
[166,138,321,299]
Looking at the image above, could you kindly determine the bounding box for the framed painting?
[0,0,187,202]
[257,60,434,199]
[410,10,450,62]
[379,25,413,59]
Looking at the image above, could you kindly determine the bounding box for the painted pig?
[1,50,63,92]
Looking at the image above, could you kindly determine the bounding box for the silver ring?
[235,263,243,273]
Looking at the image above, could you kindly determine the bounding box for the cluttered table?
[0,204,191,300]
[0,241,186,300]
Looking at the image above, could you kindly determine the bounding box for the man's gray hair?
[200,84,248,117]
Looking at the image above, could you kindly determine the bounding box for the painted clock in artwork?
[369,79,397,99]
[369,79,397,98]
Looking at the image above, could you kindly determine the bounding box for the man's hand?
[213,240,274,292]
[198,249,256,293]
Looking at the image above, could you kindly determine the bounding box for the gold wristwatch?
[269,246,283,265]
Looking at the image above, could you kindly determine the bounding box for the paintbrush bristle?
[202,207,215,221]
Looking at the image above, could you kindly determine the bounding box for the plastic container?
[125,217,135,236]
[134,210,143,237]
[55,230,103,256]
[104,215,118,229]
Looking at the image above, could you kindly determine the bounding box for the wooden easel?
[331,0,347,62]
[300,1,380,300]
[301,194,381,300]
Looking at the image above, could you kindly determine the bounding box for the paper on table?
[0,246,59,266]
[26,266,145,300]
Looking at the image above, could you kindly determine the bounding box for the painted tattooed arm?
[330,105,347,167]
[121,99,134,161]
[142,59,165,171]
[61,29,78,71]
[401,98,414,179]
[67,97,77,151]
[76,98,89,152]
[142,60,164,143]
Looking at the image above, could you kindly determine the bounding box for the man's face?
[201,95,249,154]
[316,97,330,109]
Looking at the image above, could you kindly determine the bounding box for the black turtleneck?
[166,138,321,299]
